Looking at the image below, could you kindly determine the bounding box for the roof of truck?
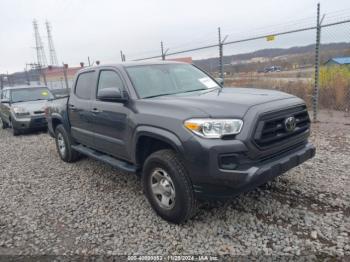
[120,60,187,67]
[77,60,188,73]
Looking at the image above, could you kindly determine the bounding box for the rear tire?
[55,124,80,162]
[142,149,197,224]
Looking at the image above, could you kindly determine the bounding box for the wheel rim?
[57,133,66,157]
[150,168,176,210]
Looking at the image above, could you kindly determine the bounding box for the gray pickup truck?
[46,61,315,223]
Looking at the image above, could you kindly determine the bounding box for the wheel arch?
[132,126,185,169]
[51,113,64,131]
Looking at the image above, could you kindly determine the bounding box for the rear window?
[75,72,95,99]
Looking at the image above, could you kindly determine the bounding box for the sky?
[1,0,350,73]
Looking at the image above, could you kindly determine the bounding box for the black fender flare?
[131,125,185,164]
[50,113,71,131]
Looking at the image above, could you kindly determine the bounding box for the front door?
[91,69,130,160]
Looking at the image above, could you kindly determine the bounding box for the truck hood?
[150,87,298,118]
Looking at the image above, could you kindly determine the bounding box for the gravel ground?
[0,122,349,258]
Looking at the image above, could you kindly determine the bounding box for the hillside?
[194,42,350,72]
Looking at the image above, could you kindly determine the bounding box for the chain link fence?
[317,20,350,123]
[219,28,316,112]
[130,12,349,125]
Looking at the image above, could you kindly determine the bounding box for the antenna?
[33,19,48,67]
[45,21,59,66]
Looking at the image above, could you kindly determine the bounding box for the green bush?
[319,66,350,110]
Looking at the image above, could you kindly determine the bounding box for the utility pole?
[313,3,323,122]
[161,41,165,60]
[160,41,169,61]
[38,64,47,86]
[218,27,228,84]
[88,56,91,66]
[218,27,224,81]
[7,72,12,87]
[45,21,59,66]
[62,63,69,92]
[0,75,3,90]
[24,68,30,85]
[120,50,126,62]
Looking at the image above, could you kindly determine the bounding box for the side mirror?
[215,78,224,85]
[97,87,127,102]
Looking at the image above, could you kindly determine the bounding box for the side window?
[75,71,95,100]
[97,70,124,92]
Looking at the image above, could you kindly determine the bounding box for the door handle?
[91,108,100,113]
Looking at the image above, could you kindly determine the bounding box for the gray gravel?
[0,122,349,257]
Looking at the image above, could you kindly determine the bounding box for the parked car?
[0,85,54,135]
[46,61,315,223]
[264,66,282,73]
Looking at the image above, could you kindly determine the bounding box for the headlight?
[184,118,243,138]
[12,107,30,117]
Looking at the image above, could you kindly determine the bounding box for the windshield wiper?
[179,88,207,94]
[201,87,221,94]
[143,88,212,99]
[143,93,176,99]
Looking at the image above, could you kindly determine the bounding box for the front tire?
[0,117,9,129]
[9,119,20,136]
[54,124,80,162]
[142,149,197,224]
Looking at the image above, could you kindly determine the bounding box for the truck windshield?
[126,64,220,98]
[11,87,54,103]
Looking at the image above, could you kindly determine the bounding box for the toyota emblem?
[284,116,296,132]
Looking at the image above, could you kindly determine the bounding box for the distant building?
[166,57,192,63]
[41,66,81,89]
[0,70,41,88]
[325,57,350,66]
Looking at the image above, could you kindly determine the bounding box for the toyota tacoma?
[46,61,315,223]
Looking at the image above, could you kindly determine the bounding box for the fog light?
[219,155,238,170]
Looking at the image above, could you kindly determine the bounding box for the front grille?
[34,110,45,114]
[254,105,310,148]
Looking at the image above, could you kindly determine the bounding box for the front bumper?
[12,115,47,130]
[192,142,315,199]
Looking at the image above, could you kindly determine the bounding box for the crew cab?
[46,61,315,223]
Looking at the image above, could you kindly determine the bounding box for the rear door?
[91,68,131,160]
[68,70,96,147]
